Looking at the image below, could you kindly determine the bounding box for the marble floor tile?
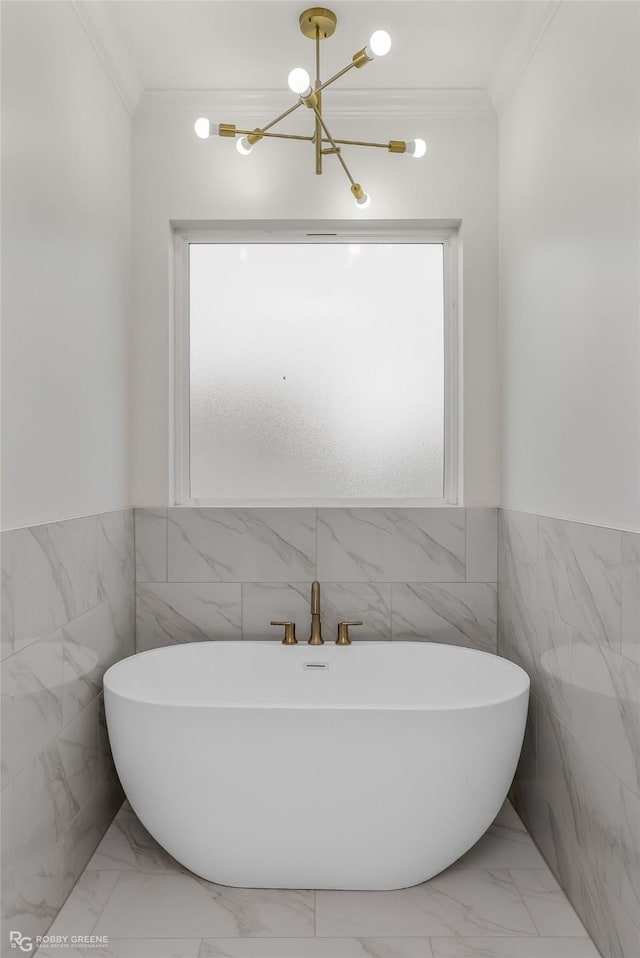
[93,872,314,938]
[46,870,120,936]
[492,801,528,831]
[509,869,588,936]
[35,942,201,958]
[86,806,182,872]
[458,819,546,869]
[430,937,600,957]
[199,939,433,957]
[316,869,537,938]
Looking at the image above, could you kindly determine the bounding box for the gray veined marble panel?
[167,508,316,582]
[241,583,312,641]
[466,508,498,582]
[9,739,78,898]
[619,782,640,929]
[136,582,242,651]
[621,531,640,666]
[1,780,16,920]
[1,531,14,660]
[391,583,496,652]
[12,516,98,651]
[62,602,122,726]
[537,517,622,649]
[135,508,168,583]
[97,693,124,802]
[58,698,99,816]
[97,510,135,653]
[534,702,621,938]
[321,583,392,642]
[570,634,640,794]
[317,509,465,583]
[497,585,572,726]
[498,510,538,602]
[601,887,640,958]
[1,629,65,784]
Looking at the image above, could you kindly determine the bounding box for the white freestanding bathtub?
[104,641,529,890]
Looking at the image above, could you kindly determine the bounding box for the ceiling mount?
[194,8,428,209]
[299,7,338,40]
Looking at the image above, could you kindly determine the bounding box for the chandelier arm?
[310,104,356,187]
[235,129,315,143]
[315,61,357,95]
[330,138,393,149]
[260,99,306,135]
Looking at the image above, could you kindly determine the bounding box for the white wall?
[499,1,640,531]
[131,96,500,506]
[1,1,132,531]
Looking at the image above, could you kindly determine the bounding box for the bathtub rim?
[104,640,530,712]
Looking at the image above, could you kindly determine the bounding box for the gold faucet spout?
[308,580,324,644]
[311,580,320,615]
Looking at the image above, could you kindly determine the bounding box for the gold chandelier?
[194,7,427,209]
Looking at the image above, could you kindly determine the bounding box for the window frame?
[172,223,460,507]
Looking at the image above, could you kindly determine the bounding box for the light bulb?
[288,67,312,96]
[406,138,427,158]
[354,192,371,209]
[194,117,216,139]
[236,137,253,156]
[368,29,391,57]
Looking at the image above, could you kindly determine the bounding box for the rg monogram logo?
[9,931,33,952]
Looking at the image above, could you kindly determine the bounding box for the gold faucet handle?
[270,621,297,645]
[336,621,363,645]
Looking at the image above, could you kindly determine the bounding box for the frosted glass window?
[189,243,445,500]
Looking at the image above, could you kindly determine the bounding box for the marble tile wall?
[134,508,498,652]
[0,510,135,957]
[498,508,640,958]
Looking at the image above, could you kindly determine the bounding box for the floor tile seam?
[505,865,546,937]
[86,869,127,936]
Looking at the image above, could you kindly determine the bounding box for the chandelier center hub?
[299,8,337,40]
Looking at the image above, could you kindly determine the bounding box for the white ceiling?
[105,1,533,92]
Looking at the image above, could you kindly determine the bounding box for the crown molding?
[136,88,494,120]
[71,0,143,116]
[488,0,561,114]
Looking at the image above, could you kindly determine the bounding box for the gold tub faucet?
[308,580,323,645]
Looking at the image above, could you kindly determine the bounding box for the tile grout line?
[86,868,125,937]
